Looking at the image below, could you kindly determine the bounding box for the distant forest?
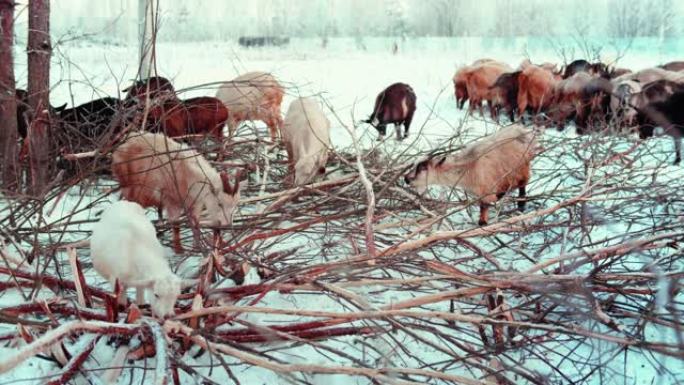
[11,0,683,43]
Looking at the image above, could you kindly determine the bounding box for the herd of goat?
[454,58,684,163]
[9,58,684,318]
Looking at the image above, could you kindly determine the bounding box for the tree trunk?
[138,0,156,79]
[0,0,19,192]
[27,0,51,196]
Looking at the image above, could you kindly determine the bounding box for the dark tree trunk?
[0,0,19,192]
[27,0,51,195]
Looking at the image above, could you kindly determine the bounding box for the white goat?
[112,132,241,253]
[90,200,181,318]
[404,124,539,225]
[281,97,331,186]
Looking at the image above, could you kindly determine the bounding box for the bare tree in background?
[0,0,18,192]
[137,0,156,78]
[431,0,467,37]
[492,0,516,37]
[641,0,676,38]
[27,0,51,196]
[608,0,642,38]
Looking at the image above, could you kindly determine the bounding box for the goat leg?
[478,203,490,226]
[136,287,145,305]
[172,225,183,254]
[518,185,527,211]
[114,280,127,307]
[672,134,682,165]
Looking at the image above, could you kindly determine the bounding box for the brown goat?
[551,72,593,129]
[464,62,513,121]
[147,97,229,140]
[124,76,177,104]
[453,66,474,110]
[517,65,560,122]
[490,71,522,122]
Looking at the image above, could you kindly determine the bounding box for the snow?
[1,36,684,384]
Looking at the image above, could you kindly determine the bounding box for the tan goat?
[404,124,539,225]
[111,132,241,252]
[215,71,284,141]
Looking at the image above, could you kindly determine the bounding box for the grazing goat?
[112,133,241,253]
[453,66,473,109]
[404,124,538,225]
[490,71,522,122]
[282,97,331,186]
[636,90,684,164]
[609,79,642,126]
[147,96,228,140]
[659,61,684,72]
[611,68,633,78]
[562,60,609,79]
[517,65,559,122]
[453,59,501,109]
[215,71,284,141]
[552,72,593,130]
[464,62,513,121]
[608,79,684,130]
[56,97,125,152]
[364,82,416,140]
[616,68,684,86]
[124,76,177,103]
[90,200,182,318]
[472,58,495,65]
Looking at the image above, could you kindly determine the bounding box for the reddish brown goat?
[464,62,513,121]
[453,66,473,109]
[124,76,177,103]
[147,97,229,140]
[551,72,593,129]
[517,65,560,122]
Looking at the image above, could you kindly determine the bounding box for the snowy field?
[1,37,683,385]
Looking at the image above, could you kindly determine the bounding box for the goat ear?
[233,169,244,192]
[220,171,234,194]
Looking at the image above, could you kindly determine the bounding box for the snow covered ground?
[1,37,683,385]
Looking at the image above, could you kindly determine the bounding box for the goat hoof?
[478,219,488,226]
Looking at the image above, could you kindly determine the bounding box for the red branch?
[215,326,379,343]
[0,267,114,301]
[2,303,108,321]
[45,336,98,385]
